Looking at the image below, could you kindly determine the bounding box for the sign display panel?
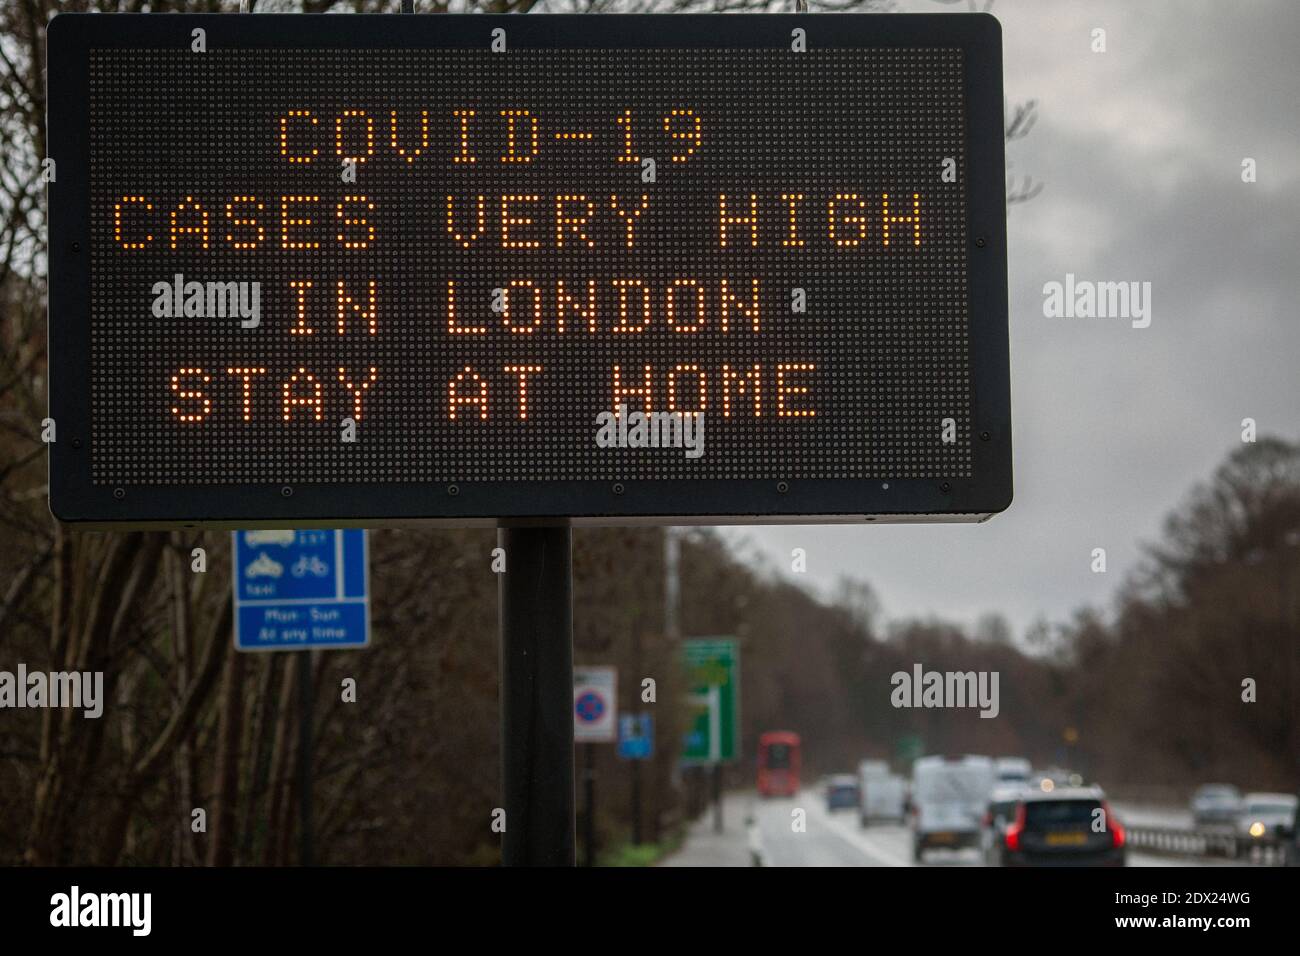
[47,14,1010,526]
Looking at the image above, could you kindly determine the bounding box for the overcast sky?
[724,0,1300,639]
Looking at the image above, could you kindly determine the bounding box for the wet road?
[664,790,1239,867]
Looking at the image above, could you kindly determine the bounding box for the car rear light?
[1004,803,1026,851]
[1104,802,1126,848]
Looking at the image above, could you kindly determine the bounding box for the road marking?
[804,796,914,866]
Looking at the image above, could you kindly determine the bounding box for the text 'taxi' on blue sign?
[232,529,369,651]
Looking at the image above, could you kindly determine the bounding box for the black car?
[996,787,1126,867]
[982,786,1027,865]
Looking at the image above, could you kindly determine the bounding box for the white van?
[994,756,1032,786]
[858,760,889,824]
[860,773,907,826]
[911,755,996,861]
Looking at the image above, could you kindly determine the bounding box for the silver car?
[1235,792,1298,853]
[1191,783,1241,827]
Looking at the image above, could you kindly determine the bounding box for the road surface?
[662,791,1240,867]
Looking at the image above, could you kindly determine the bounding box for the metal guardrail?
[1126,824,1290,865]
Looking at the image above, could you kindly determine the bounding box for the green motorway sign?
[895,733,925,766]
[681,638,740,764]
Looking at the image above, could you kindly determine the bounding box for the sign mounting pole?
[297,651,314,866]
[498,526,575,866]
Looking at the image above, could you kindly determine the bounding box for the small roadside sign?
[232,529,369,651]
[574,666,617,743]
[617,713,654,761]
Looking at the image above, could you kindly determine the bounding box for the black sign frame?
[47,12,1010,529]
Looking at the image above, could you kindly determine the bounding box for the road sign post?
[618,712,654,844]
[230,528,367,864]
[573,666,617,867]
[297,651,314,866]
[712,764,723,835]
[632,759,642,847]
[581,743,596,868]
[682,638,740,833]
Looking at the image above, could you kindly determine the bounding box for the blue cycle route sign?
[232,529,369,651]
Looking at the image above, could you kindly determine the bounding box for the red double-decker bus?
[757,731,801,797]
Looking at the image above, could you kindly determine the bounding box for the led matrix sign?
[47,14,1011,527]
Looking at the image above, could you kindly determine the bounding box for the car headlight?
[1248,821,1266,838]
